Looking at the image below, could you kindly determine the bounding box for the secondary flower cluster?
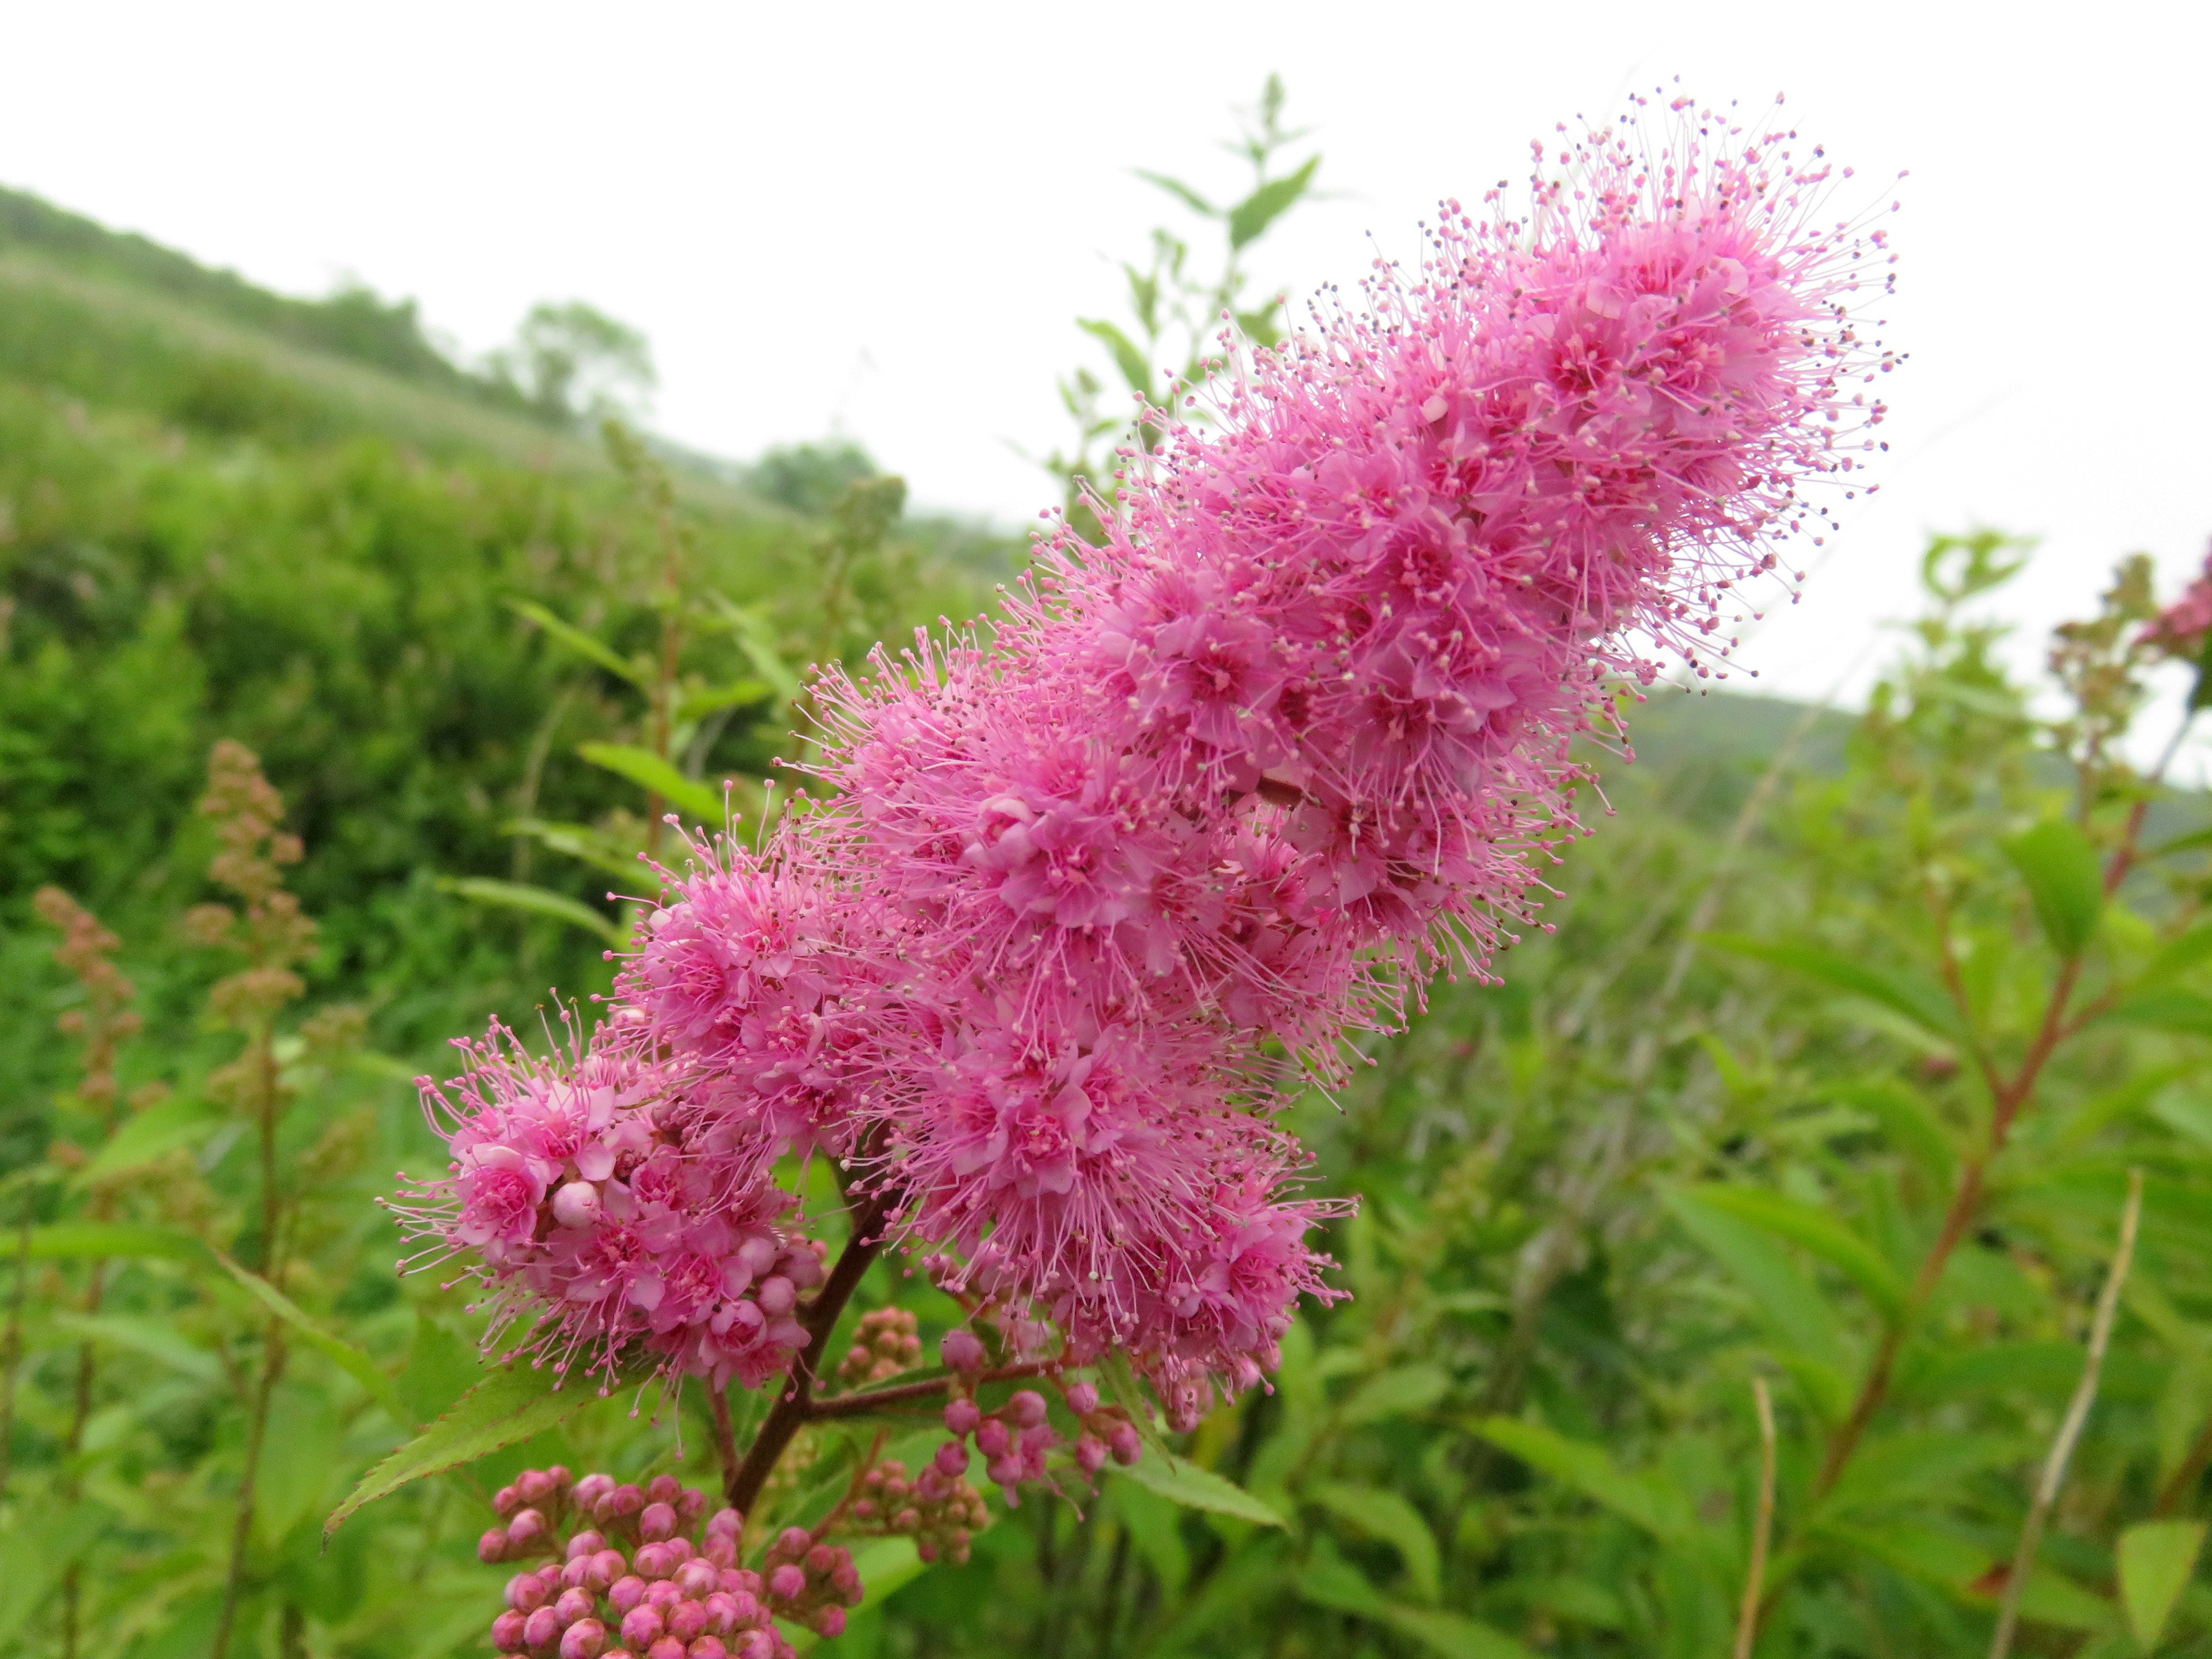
[402,98,1890,1428]
[481,1468,858,1657]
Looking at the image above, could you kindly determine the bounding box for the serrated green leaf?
[1307,1481,1441,1600]
[437,876,624,945]
[2005,817,2105,959]
[325,1363,594,1539]
[508,599,646,687]
[1096,1349,1173,1461]
[1228,156,1319,250]
[73,1094,222,1187]
[1078,318,1154,397]
[577,742,727,823]
[2119,1520,2205,1648]
[1107,1449,1284,1528]
[1701,934,1961,1040]
[212,1249,407,1421]
[1681,1184,1906,1321]
[1337,1363,1450,1427]
[1471,1418,1690,1539]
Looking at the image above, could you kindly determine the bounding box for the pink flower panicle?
[2145,540,2212,665]
[403,96,1892,1433]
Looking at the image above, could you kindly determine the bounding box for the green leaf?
[212,1249,407,1421]
[709,596,804,707]
[2146,824,2212,862]
[1107,1450,1285,1528]
[325,1363,594,1539]
[1380,1605,1537,1659]
[21,1222,207,1262]
[49,1311,222,1383]
[1681,1184,1906,1322]
[1662,1189,1846,1378]
[1307,1481,1441,1599]
[1096,1349,1175,1461]
[73,1093,223,1187]
[1336,1363,1450,1427]
[503,818,642,882]
[1228,156,1320,250]
[673,678,771,724]
[576,741,727,823]
[1077,318,1154,397]
[437,876,624,946]
[2119,1520,2205,1649]
[1471,1418,1689,1539]
[257,1384,344,1547]
[2139,923,2212,987]
[508,599,646,687]
[1820,1431,2018,1517]
[1828,1080,1958,1190]
[1133,169,1216,218]
[2107,990,2212,1039]
[399,1315,484,1429]
[0,1503,108,1642]
[1297,1537,1387,1616]
[2004,817,2105,959]
[1702,934,1961,1040]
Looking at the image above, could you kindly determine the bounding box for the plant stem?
[1988,1169,2143,1659]
[1732,1377,1778,1659]
[0,1192,29,1499]
[710,1386,740,1495]
[723,1187,896,1514]
[211,1320,285,1659]
[808,1362,1046,1422]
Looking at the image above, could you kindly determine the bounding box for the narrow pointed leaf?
[1663,1189,1846,1374]
[22,1222,207,1262]
[73,1094,222,1187]
[1471,1418,1689,1539]
[325,1363,594,1539]
[49,1312,222,1383]
[1133,169,1216,217]
[1077,318,1154,396]
[2118,1519,2206,1648]
[1228,156,1320,249]
[1701,934,1961,1039]
[1381,1605,1537,1659]
[1107,1450,1284,1527]
[1307,1481,1441,1599]
[1337,1363,1450,1426]
[212,1249,407,1421]
[508,599,646,687]
[575,743,727,823]
[438,876,624,945]
[1682,1184,1906,1321]
[709,595,804,706]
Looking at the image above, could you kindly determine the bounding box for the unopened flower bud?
[676,1486,706,1521]
[933,1439,969,1476]
[573,1473,616,1513]
[522,1606,563,1653]
[1108,1422,1142,1464]
[645,1581,683,1613]
[811,1608,846,1638]
[639,1502,677,1541]
[560,1619,608,1659]
[619,1607,665,1651]
[645,1474,681,1506]
[507,1509,550,1553]
[1075,1435,1107,1476]
[987,1453,1022,1488]
[493,1611,530,1653]
[943,1397,980,1436]
[568,1529,607,1560]
[939,1329,986,1373]
[555,1586,596,1626]
[482,1528,512,1564]
[755,1275,795,1316]
[974,1418,1009,1457]
[646,1638,687,1659]
[591,1551,628,1592]
[1062,1381,1099,1415]
[675,1559,718,1599]
[548,1464,574,1490]
[599,1483,646,1526]
[608,1577,648,1615]
[495,1484,524,1517]
[768,1563,806,1601]
[688,1639,728,1659]
[518,1469,556,1507]
[668,1601,709,1642]
[705,1506,741,1538]
[1007,1389,1047,1428]
[508,1572,551,1612]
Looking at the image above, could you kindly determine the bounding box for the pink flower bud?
[688,1639,728,1659]
[522,1606,563,1653]
[736,1635,775,1659]
[831,1560,861,1602]
[705,1507,741,1538]
[1062,1381,1099,1415]
[810,1608,846,1639]
[804,1543,838,1575]
[1108,1422,1142,1464]
[554,1587,596,1626]
[943,1397,980,1437]
[987,1453,1022,1488]
[775,1527,810,1558]
[939,1329,987,1373]
[667,1601,709,1642]
[702,1593,738,1635]
[726,1590,762,1626]
[507,1509,550,1554]
[645,1580,683,1613]
[675,1559,718,1599]
[619,1607,665,1651]
[573,1473,616,1513]
[493,1611,530,1654]
[559,1558,591,1592]
[676,1487,707,1521]
[646,1474,682,1505]
[550,1180,601,1228]
[768,1563,806,1601]
[702,1534,736,1569]
[1007,1389,1048,1429]
[974,1418,1009,1458]
[933,1439,969,1476]
[518,1469,556,1507]
[507,1573,551,1612]
[560,1619,608,1659]
[599,1484,646,1526]
[591,1551,628,1592]
[755,1275,795,1316]
[1075,1435,1107,1476]
[495,1484,524,1517]
[609,1577,648,1615]
[646,1639,687,1659]
[568,1530,607,1560]
[639,1502,678,1542]
[548,1464,574,1490]
[663,1537,693,1567]
[481,1528,512,1564]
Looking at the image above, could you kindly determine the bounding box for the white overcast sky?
[2,0,2207,731]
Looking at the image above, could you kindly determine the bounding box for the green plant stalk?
[1733,1377,1778,1659]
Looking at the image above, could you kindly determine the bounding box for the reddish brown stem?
[808,1362,1047,1422]
[723,1188,897,1515]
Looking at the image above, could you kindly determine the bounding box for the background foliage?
[7,92,2212,1659]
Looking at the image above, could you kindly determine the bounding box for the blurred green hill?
[0,185,1004,1141]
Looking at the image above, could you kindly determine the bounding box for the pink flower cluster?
[482,1468,856,1657]
[2145,540,2212,665]
[404,99,1891,1427]
[394,1023,826,1388]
